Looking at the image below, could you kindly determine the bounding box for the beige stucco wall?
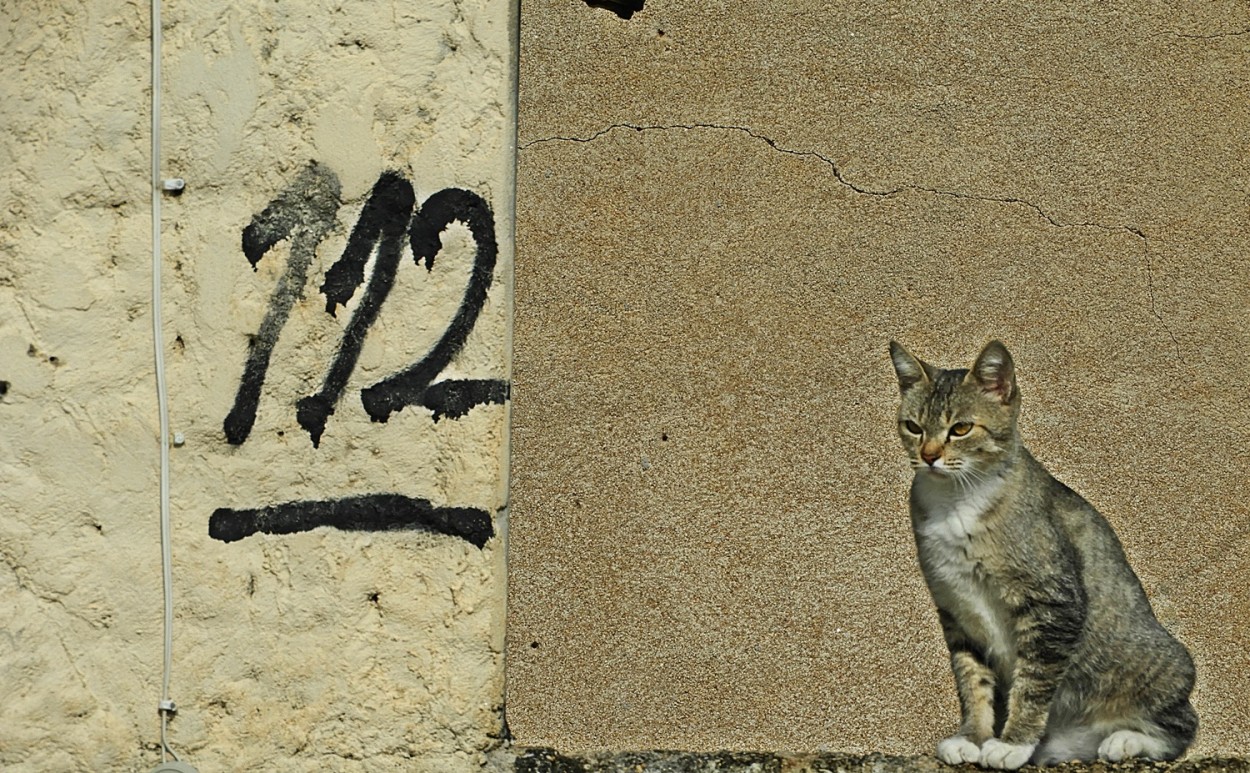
[509,0,1250,757]
[1,1,514,771]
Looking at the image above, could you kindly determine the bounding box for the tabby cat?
[889,340,1196,769]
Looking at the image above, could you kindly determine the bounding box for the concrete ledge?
[513,749,1250,773]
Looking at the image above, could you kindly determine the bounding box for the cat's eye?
[902,420,923,435]
[949,422,974,437]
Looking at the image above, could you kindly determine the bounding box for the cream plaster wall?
[1,1,515,771]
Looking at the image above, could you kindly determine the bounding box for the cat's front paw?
[937,735,981,765]
[979,739,1036,770]
[1098,730,1167,762]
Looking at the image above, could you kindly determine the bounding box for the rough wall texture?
[509,0,1249,758]
[1,1,514,771]
[513,749,1250,773]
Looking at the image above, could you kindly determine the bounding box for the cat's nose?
[921,446,942,465]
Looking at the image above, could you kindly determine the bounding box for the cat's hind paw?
[1098,730,1169,762]
[937,735,981,765]
[978,739,1036,770]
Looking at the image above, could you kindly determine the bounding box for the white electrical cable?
[151,0,180,763]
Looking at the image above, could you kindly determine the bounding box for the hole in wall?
[27,344,61,366]
[583,0,644,19]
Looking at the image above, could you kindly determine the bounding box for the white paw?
[1098,730,1166,761]
[979,739,1036,770]
[937,735,981,765]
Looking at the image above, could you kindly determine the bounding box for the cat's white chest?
[913,475,1016,670]
[912,472,1003,543]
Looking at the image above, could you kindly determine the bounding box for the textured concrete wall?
[1,1,514,770]
[509,0,1249,757]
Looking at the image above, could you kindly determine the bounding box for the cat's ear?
[890,340,932,393]
[969,340,1017,404]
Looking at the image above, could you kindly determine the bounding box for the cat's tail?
[1150,696,1199,758]
[1032,704,1198,767]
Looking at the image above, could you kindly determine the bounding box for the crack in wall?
[1129,227,1186,365]
[521,122,1186,363]
[57,633,95,699]
[2,549,108,630]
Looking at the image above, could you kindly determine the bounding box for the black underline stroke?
[208,493,494,548]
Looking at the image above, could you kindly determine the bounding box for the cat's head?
[888,340,1020,480]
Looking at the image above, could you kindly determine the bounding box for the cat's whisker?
[960,466,989,488]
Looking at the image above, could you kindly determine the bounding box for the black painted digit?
[223,162,341,445]
[361,187,508,423]
[296,172,416,447]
